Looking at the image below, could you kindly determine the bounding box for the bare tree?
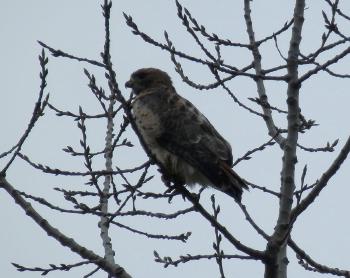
[1,1,350,278]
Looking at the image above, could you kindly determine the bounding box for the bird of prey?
[125,68,248,202]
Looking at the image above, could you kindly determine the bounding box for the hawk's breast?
[132,97,171,165]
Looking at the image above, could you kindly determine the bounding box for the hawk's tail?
[219,162,249,202]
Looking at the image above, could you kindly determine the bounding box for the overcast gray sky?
[1,1,350,277]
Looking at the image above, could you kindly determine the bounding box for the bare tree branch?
[265,1,305,278]
[298,46,350,83]
[154,251,253,268]
[99,0,117,266]
[38,41,105,68]
[291,135,350,219]
[0,177,132,278]
[289,238,350,278]
[171,184,267,261]
[1,50,49,174]
[243,0,286,148]
[11,261,92,276]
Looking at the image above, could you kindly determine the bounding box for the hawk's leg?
[158,168,185,196]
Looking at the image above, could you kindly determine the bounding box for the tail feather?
[219,162,248,202]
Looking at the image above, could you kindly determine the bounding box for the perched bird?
[125,68,248,202]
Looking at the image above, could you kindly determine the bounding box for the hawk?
[125,68,248,202]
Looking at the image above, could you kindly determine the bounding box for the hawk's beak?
[125,80,133,89]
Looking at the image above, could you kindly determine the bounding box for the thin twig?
[1,50,49,174]
[38,41,105,68]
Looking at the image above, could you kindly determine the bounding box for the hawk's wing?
[156,92,247,196]
[159,93,231,161]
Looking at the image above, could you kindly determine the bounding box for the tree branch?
[243,0,286,148]
[99,0,116,266]
[265,1,305,277]
[0,177,132,278]
[288,238,350,278]
[291,135,350,219]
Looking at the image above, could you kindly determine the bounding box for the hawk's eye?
[136,72,147,80]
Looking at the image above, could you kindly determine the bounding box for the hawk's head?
[125,68,173,94]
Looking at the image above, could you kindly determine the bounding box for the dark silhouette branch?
[291,135,350,220]
[288,238,350,278]
[0,177,132,278]
[1,50,49,174]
